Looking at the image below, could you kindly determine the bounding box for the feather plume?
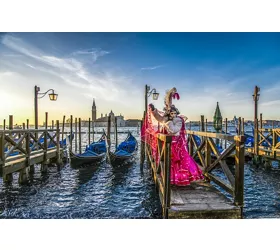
[164,87,177,110]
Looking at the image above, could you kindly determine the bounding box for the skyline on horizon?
[1,32,280,125]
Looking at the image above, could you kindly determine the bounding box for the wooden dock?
[245,127,280,167]
[0,123,63,183]
[142,130,244,219]
[169,181,241,219]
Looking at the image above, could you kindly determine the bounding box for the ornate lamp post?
[145,84,159,114]
[34,85,58,129]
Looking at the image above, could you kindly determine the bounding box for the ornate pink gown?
[142,109,204,186]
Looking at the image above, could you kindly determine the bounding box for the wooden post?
[115,117,118,149]
[273,129,277,159]
[26,119,29,129]
[272,120,275,129]
[234,135,244,209]
[79,118,82,154]
[56,120,61,164]
[198,121,201,131]
[163,136,172,219]
[201,115,205,132]
[238,117,241,135]
[22,123,26,130]
[62,115,65,144]
[205,119,208,132]
[26,130,31,168]
[92,119,95,143]
[9,115,13,130]
[70,115,73,151]
[253,118,260,165]
[3,119,6,130]
[254,118,259,155]
[0,132,5,171]
[88,118,91,145]
[3,172,13,183]
[18,168,28,184]
[260,113,263,129]
[42,112,48,172]
[42,126,48,173]
[225,118,228,148]
[242,118,245,135]
[45,112,48,129]
[205,138,211,169]
[145,85,148,116]
[107,115,111,147]
[189,121,192,130]
[5,116,13,182]
[75,118,77,153]
[140,119,145,167]
[143,111,147,161]
[52,120,54,130]
[189,134,194,157]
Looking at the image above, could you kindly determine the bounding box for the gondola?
[108,131,138,165]
[70,133,106,167]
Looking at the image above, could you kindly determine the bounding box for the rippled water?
[0,128,161,219]
[1,126,280,219]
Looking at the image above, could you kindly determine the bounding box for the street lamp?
[145,84,159,114]
[34,85,58,129]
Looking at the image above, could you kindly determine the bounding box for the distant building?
[125,119,141,127]
[77,99,142,127]
[94,110,126,127]
[92,99,97,122]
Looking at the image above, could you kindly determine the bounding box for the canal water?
[1,126,280,219]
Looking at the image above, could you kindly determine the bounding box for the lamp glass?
[49,93,58,101]
[152,92,159,100]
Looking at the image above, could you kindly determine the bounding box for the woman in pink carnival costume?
[146,87,204,186]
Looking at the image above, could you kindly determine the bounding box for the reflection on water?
[1,127,280,218]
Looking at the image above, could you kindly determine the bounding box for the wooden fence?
[186,130,245,207]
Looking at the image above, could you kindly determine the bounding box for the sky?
[1,32,280,125]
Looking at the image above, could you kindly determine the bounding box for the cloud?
[261,100,280,107]
[0,33,143,113]
[141,65,164,71]
[72,48,110,62]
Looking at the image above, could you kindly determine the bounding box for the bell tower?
[92,98,97,121]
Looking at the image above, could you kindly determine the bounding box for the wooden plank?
[168,182,241,219]
[170,189,184,205]
[3,149,60,174]
[186,130,235,141]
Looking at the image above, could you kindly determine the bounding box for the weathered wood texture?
[0,128,62,180]
[246,128,280,161]
[169,181,241,219]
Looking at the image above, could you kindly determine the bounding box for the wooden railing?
[145,131,172,218]
[186,130,245,207]
[0,128,60,169]
[255,128,280,158]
